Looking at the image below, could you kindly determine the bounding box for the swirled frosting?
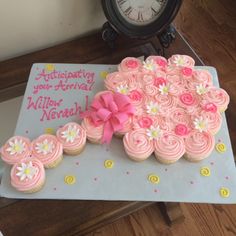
[81,117,103,143]
[184,130,215,161]
[154,132,185,162]
[56,122,86,151]
[31,134,63,167]
[1,136,31,165]
[10,158,45,193]
[123,129,154,161]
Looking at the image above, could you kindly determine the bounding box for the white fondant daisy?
[146,101,160,115]
[158,84,170,95]
[196,84,209,95]
[146,126,162,140]
[172,55,187,66]
[116,84,129,95]
[194,117,208,132]
[16,162,37,181]
[61,125,80,143]
[35,139,54,155]
[143,59,155,71]
[6,139,25,155]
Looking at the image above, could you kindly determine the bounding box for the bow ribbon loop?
[81,91,134,144]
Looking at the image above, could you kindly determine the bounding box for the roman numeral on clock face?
[117,0,127,5]
[138,12,144,22]
[124,6,133,15]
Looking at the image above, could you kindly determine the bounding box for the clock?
[101,0,182,39]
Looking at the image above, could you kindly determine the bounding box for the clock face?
[115,0,168,26]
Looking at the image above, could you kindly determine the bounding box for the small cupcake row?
[1,122,86,168]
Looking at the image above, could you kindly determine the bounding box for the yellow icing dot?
[45,64,55,72]
[151,107,158,113]
[219,187,230,198]
[148,174,160,184]
[100,71,108,79]
[104,160,114,169]
[45,128,55,134]
[64,175,76,185]
[200,167,211,177]
[215,143,226,154]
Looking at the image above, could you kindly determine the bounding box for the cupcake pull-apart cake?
[84,54,230,164]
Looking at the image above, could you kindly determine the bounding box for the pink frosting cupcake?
[168,54,195,68]
[123,129,154,161]
[1,136,31,165]
[154,132,185,164]
[10,158,45,193]
[31,134,63,168]
[104,72,128,92]
[81,117,103,144]
[184,130,215,162]
[56,122,86,155]
[118,57,142,72]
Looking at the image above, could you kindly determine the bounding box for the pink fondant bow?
[81,92,134,144]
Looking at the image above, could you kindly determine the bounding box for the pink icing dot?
[175,124,188,136]
[125,59,139,69]
[204,103,217,113]
[180,93,195,105]
[129,90,142,101]
[138,117,153,128]
[154,77,166,87]
[182,67,193,76]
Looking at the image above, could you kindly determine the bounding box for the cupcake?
[10,158,45,193]
[31,134,63,168]
[56,122,86,155]
[1,136,31,165]
[123,128,154,161]
[81,117,103,144]
[184,130,215,162]
[154,132,185,164]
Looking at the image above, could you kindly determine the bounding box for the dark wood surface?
[0,30,203,236]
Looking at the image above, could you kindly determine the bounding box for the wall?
[0,0,106,61]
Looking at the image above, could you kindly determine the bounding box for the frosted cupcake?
[154,132,185,164]
[1,136,31,165]
[81,117,103,144]
[56,122,86,155]
[10,158,45,193]
[31,134,63,168]
[184,130,215,162]
[123,128,154,161]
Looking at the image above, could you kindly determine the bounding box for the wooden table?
[0,30,202,236]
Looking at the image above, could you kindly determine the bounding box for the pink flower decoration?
[180,93,195,105]
[175,124,188,136]
[154,77,166,87]
[138,117,153,128]
[129,90,142,101]
[182,67,193,76]
[204,103,217,113]
[125,59,139,69]
[157,59,167,67]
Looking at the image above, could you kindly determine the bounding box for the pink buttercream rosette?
[87,54,230,163]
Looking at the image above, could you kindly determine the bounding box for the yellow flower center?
[14,145,20,152]
[163,87,169,93]
[199,121,205,129]
[43,144,49,150]
[24,168,31,175]
[120,88,127,94]
[69,130,76,137]
[151,130,158,138]
[151,107,158,114]
[177,58,184,65]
